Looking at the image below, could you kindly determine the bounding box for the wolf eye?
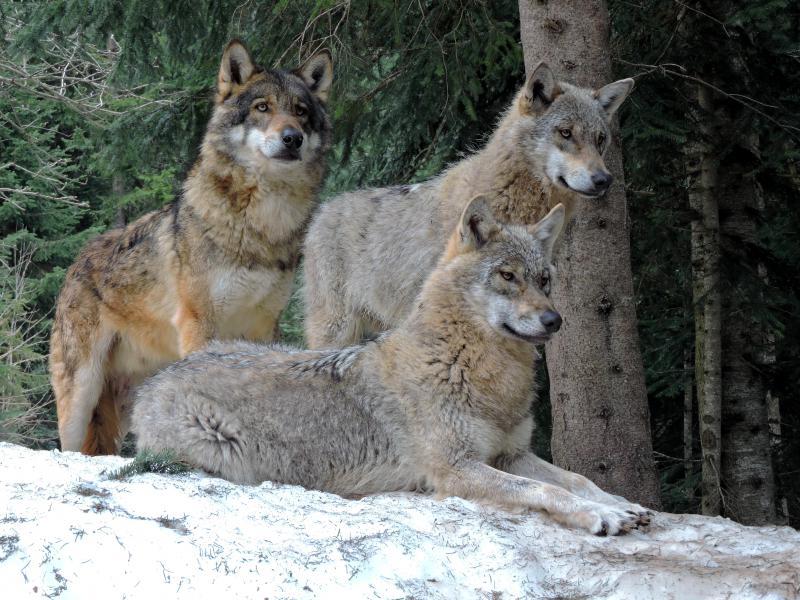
[559,128,572,139]
[255,102,269,112]
[500,270,515,282]
[597,133,606,148]
[295,105,307,117]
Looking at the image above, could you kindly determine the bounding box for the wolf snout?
[590,171,613,194]
[282,128,304,151]
[540,310,562,333]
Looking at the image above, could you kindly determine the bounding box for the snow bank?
[1,442,798,599]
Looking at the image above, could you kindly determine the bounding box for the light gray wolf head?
[205,40,333,174]
[516,62,634,198]
[440,196,565,344]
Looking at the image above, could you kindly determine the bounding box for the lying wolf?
[303,62,633,348]
[51,40,333,454]
[132,197,650,535]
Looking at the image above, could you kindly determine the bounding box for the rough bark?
[767,388,789,522]
[718,145,777,525]
[683,350,694,482]
[517,0,660,508]
[720,315,775,524]
[686,83,723,516]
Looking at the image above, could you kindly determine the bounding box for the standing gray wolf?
[303,62,633,348]
[132,197,651,535]
[50,40,334,455]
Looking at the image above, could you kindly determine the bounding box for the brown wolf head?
[205,40,333,177]
[438,196,565,344]
[514,63,634,198]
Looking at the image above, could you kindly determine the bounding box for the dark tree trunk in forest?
[718,141,777,525]
[686,83,722,517]
[720,316,776,524]
[685,47,777,522]
[683,350,693,482]
[517,0,660,508]
[680,0,778,522]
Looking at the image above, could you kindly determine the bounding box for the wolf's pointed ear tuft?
[458,195,501,252]
[217,40,256,102]
[296,50,333,103]
[529,204,565,259]
[594,78,634,120]
[521,62,561,115]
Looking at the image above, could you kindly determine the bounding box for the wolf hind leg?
[134,391,255,484]
[80,378,124,455]
[55,330,116,453]
[80,374,138,455]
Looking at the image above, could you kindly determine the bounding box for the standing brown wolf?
[50,40,333,455]
[303,63,632,348]
[132,197,651,535]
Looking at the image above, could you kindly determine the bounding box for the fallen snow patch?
[1,442,798,599]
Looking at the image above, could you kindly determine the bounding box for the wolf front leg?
[496,452,651,525]
[436,459,642,535]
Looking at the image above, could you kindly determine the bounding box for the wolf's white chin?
[545,150,598,197]
[256,140,287,160]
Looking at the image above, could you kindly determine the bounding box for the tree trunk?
[518,0,660,508]
[112,173,127,228]
[683,350,694,483]
[718,142,776,525]
[686,83,722,516]
[766,389,788,523]
[720,315,775,523]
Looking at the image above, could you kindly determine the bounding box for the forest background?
[1,1,798,527]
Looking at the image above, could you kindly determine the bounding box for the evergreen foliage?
[106,449,190,480]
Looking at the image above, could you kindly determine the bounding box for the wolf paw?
[609,496,653,527]
[573,503,643,536]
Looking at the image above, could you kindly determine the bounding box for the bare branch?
[615,59,800,141]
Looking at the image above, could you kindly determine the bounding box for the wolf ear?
[529,204,565,259]
[217,40,256,102]
[521,62,561,115]
[296,50,333,103]
[458,195,501,252]
[594,78,634,120]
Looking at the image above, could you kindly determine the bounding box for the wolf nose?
[282,128,304,150]
[540,310,562,333]
[591,171,613,192]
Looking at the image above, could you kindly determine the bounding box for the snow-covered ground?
[1,442,798,599]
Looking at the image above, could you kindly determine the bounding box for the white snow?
[1,442,798,599]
